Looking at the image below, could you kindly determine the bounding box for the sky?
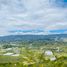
[0,0,67,36]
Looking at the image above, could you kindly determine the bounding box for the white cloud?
[0,0,67,36]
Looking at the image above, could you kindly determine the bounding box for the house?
[5,48,12,51]
[3,52,13,56]
[11,54,19,56]
[45,50,53,56]
[50,56,56,61]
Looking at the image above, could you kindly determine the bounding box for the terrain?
[0,34,67,67]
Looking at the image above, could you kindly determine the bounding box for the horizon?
[0,33,67,37]
[0,0,67,36]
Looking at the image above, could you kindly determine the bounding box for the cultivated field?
[0,41,67,67]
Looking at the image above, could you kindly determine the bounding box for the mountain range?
[0,34,67,42]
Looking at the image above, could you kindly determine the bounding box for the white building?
[5,48,12,51]
[50,56,56,61]
[56,47,60,52]
[3,52,20,56]
[3,53,13,56]
[45,50,53,56]
[11,54,19,56]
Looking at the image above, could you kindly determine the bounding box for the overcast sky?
[0,0,67,36]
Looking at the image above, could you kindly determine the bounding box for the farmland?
[0,40,67,67]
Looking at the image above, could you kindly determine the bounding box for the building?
[45,50,53,56]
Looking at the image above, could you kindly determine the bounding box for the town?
[0,41,67,67]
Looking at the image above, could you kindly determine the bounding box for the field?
[0,41,67,67]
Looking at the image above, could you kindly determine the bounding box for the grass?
[0,43,67,67]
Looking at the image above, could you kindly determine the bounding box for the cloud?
[0,0,67,36]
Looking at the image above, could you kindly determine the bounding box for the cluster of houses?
[0,47,20,57]
[45,50,56,61]
[0,43,63,61]
[40,46,63,61]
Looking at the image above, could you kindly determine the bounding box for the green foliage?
[0,41,67,67]
[0,47,67,67]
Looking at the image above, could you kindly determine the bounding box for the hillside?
[0,34,67,42]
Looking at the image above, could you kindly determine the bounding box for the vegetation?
[0,41,67,67]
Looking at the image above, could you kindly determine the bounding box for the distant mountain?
[0,34,67,42]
